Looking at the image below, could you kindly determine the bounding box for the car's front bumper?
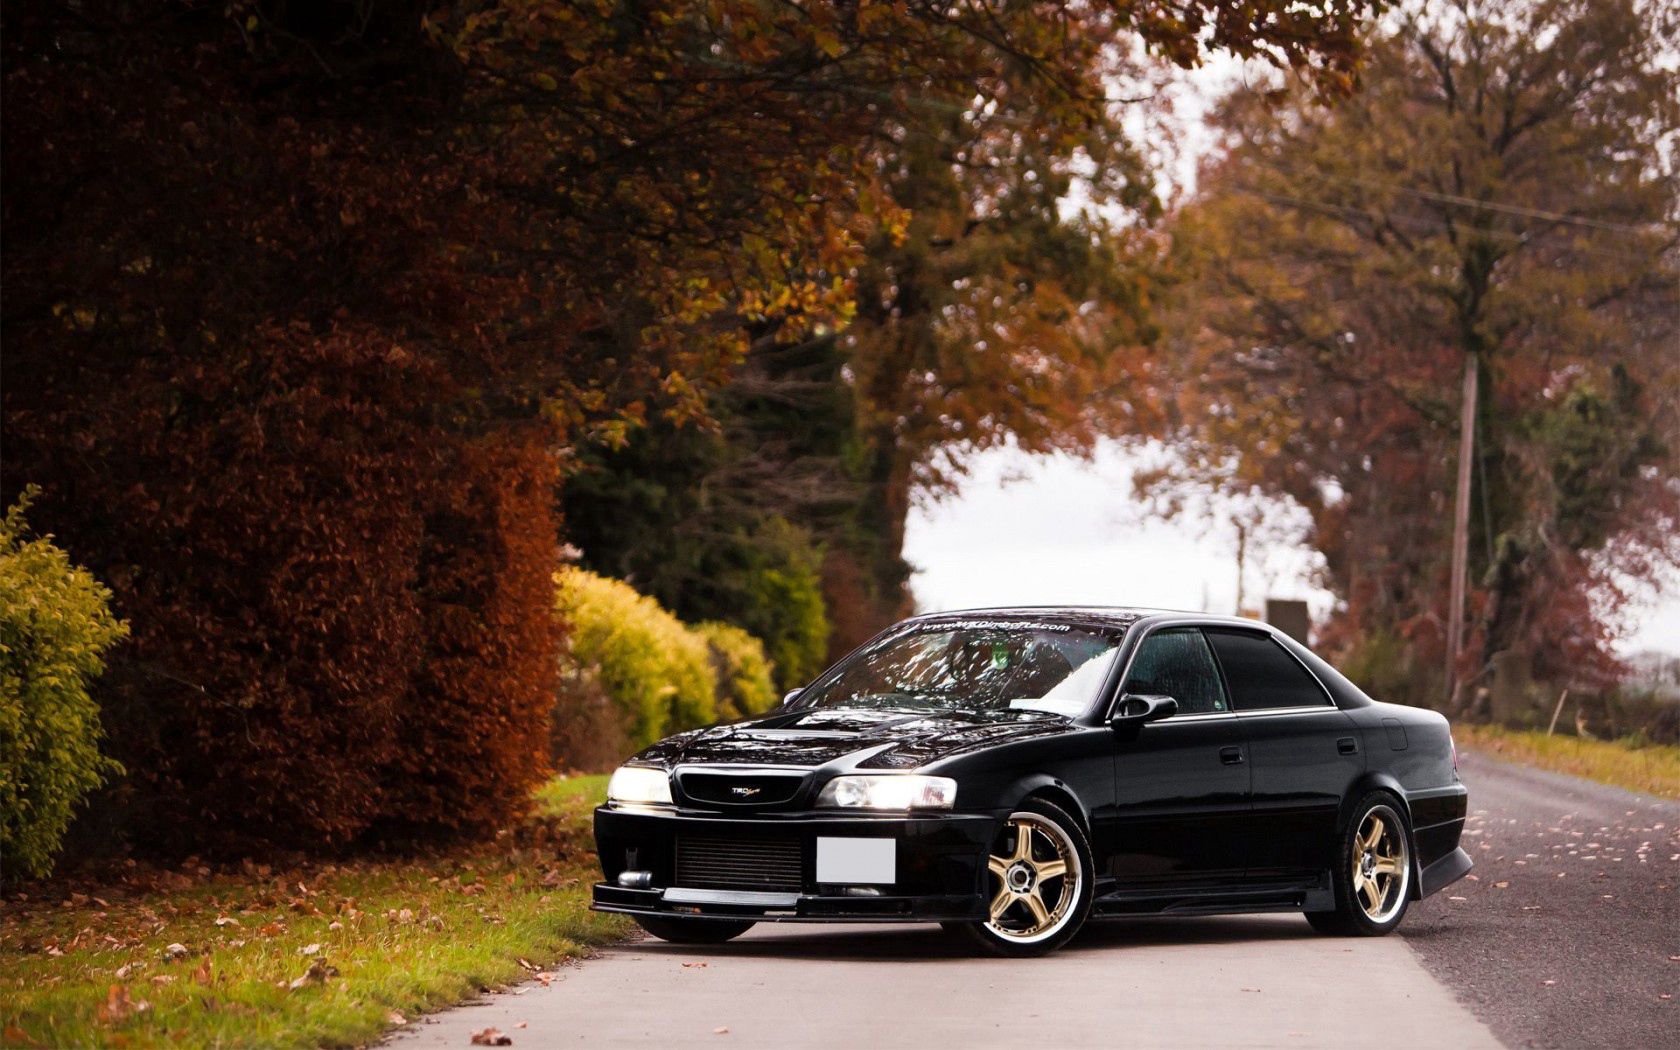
[591,804,997,922]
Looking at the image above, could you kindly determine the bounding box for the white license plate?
[816,836,896,885]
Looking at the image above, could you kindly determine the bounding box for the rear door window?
[1204,629,1332,711]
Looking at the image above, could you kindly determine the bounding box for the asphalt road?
[389,914,1497,1049]
[1400,748,1679,1049]
[388,749,1677,1050]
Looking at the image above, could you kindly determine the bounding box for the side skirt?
[1092,878,1335,917]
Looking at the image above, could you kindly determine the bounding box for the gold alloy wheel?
[1352,807,1409,923]
[983,812,1079,943]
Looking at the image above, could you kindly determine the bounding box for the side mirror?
[782,688,804,706]
[1110,693,1178,729]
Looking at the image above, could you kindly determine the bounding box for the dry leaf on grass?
[470,1027,513,1046]
[286,961,339,990]
[98,984,151,1023]
[193,956,213,986]
[387,1011,408,1025]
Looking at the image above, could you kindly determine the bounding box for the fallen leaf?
[713,1027,730,1035]
[682,961,709,969]
[214,916,241,928]
[1542,980,1557,987]
[1448,895,1468,901]
[98,985,150,1024]
[516,957,538,972]
[193,956,213,987]
[150,975,176,986]
[286,961,339,990]
[387,1011,408,1025]
[163,942,189,960]
[470,1027,513,1046]
[299,943,322,957]
[1493,881,1510,889]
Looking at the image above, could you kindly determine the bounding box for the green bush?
[555,568,717,748]
[697,621,778,720]
[0,490,127,879]
[735,517,831,691]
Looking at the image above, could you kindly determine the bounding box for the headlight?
[815,774,956,811]
[607,765,672,806]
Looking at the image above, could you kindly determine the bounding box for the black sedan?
[591,607,1471,956]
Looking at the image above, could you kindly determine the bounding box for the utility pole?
[1445,351,1479,701]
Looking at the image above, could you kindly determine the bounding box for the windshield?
[795,622,1122,717]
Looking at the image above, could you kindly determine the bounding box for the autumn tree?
[1160,0,1680,703]
[3,0,1378,855]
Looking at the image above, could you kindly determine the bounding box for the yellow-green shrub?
[554,568,716,748]
[0,490,128,879]
[697,621,778,720]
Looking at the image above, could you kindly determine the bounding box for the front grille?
[679,772,806,807]
[675,834,804,892]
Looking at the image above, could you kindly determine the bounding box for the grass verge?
[1457,724,1680,800]
[0,775,630,1048]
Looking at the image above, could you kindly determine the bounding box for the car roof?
[903,605,1274,634]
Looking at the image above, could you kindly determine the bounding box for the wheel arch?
[1005,775,1091,838]
[1338,772,1426,901]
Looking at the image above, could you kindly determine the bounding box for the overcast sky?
[903,441,1680,656]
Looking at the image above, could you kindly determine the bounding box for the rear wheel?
[633,915,756,944]
[1306,792,1412,936]
[955,798,1093,957]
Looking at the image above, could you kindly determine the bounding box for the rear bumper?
[1418,846,1474,898]
[592,804,996,922]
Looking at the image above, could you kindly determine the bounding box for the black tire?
[633,914,756,944]
[1306,791,1413,936]
[956,797,1095,958]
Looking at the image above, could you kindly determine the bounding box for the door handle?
[1219,746,1244,766]
[1337,737,1359,755]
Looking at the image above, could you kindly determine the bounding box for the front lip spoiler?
[592,883,986,923]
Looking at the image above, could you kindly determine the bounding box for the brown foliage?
[1160,0,1679,695]
[1,0,1380,856]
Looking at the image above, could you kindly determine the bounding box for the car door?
[1104,626,1253,891]
[1204,628,1363,885]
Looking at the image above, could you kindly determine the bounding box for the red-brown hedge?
[0,1,579,856]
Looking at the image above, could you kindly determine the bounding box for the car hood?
[633,706,1075,771]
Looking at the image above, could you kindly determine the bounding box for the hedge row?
[553,569,777,764]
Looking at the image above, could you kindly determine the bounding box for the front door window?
[1122,628,1229,715]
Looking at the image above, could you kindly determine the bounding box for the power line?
[1260,160,1675,237]
[1239,186,1669,265]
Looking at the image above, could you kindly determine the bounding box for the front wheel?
[633,915,756,944]
[955,798,1094,957]
[1306,792,1412,936]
